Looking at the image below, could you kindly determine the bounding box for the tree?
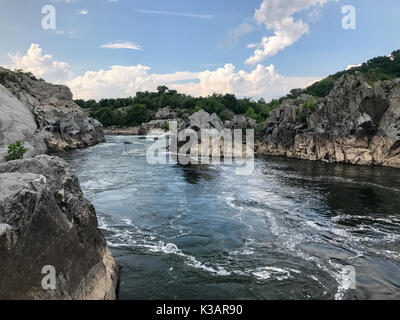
[125,104,149,126]
[157,85,169,95]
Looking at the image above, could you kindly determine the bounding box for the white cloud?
[345,64,361,70]
[246,0,336,64]
[8,44,72,84]
[225,23,255,47]
[6,43,320,102]
[101,41,142,51]
[78,8,89,15]
[67,63,319,101]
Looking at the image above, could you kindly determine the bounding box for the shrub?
[302,98,317,110]
[6,141,27,161]
[161,121,170,131]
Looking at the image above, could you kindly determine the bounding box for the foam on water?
[62,135,400,300]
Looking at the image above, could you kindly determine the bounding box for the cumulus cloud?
[6,43,319,101]
[67,63,319,101]
[8,43,73,83]
[66,65,199,99]
[246,0,336,64]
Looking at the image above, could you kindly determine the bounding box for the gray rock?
[188,110,225,131]
[0,84,47,162]
[0,67,105,152]
[0,155,119,300]
[224,114,257,130]
[257,75,400,168]
[155,107,177,120]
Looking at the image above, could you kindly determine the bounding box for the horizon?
[1,0,399,102]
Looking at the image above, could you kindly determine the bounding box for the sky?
[0,0,399,101]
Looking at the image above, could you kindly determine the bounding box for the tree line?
[75,50,400,127]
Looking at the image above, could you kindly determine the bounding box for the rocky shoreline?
[0,68,119,300]
[104,75,400,169]
[257,75,400,168]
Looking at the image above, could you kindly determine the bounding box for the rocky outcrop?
[0,84,47,161]
[257,75,400,168]
[154,107,177,120]
[0,67,105,153]
[225,114,257,130]
[0,155,119,300]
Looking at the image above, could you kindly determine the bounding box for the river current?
[61,135,400,300]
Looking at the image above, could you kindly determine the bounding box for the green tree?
[125,104,149,126]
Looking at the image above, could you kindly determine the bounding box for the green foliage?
[74,49,400,127]
[219,110,232,121]
[6,141,27,161]
[304,49,400,98]
[190,106,203,115]
[245,107,257,120]
[161,121,170,131]
[302,98,317,110]
[299,114,308,124]
[304,77,335,98]
[125,104,149,126]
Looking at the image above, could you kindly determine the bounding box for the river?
[61,135,400,300]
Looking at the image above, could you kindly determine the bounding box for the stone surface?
[0,84,47,161]
[0,67,105,152]
[257,75,400,168]
[154,107,177,120]
[0,155,119,300]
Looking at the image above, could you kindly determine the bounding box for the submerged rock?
[0,155,119,300]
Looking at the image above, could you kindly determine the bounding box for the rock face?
[0,155,119,300]
[0,84,47,161]
[154,107,177,120]
[0,67,105,152]
[257,75,400,168]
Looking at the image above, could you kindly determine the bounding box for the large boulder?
[0,84,47,161]
[0,155,119,300]
[258,75,400,168]
[0,68,105,152]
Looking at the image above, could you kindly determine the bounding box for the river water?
[61,135,400,300]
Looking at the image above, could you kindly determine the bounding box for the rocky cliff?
[0,69,118,299]
[257,75,400,168]
[0,155,119,300]
[0,67,105,153]
[0,84,47,160]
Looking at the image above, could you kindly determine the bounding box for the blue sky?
[0,0,399,100]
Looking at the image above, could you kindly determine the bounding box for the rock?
[0,155,119,300]
[155,107,177,120]
[257,75,400,168]
[0,84,47,162]
[0,67,105,152]
[224,114,257,130]
[104,126,140,135]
